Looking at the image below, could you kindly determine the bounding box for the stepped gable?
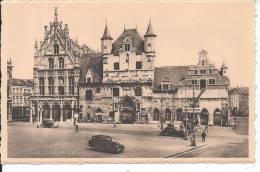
[112,29,144,55]
[79,53,103,83]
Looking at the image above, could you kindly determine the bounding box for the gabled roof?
[112,29,144,55]
[12,79,33,87]
[79,53,103,83]
[229,87,249,95]
[153,66,189,91]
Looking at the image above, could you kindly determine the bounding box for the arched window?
[85,90,93,101]
[48,58,54,69]
[165,108,171,121]
[54,44,59,54]
[48,77,54,95]
[69,76,74,95]
[153,108,160,121]
[39,77,45,95]
[58,57,64,69]
[58,77,64,95]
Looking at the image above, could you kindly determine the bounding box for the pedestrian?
[75,119,79,133]
[32,115,35,125]
[205,125,208,133]
[201,130,206,142]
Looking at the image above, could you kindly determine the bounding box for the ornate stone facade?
[31,8,230,126]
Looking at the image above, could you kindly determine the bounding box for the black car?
[88,135,124,154]
[160,126,185,137]
[42,119,59,128]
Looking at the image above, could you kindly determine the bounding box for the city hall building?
[31,8,230,126]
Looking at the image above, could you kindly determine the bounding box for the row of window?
[113,61,142,70]
[189,69,214,75]
[39,76,74,95]
[85,87,142,100]
[48,57,64,69]
[191,79,215,85]
[12,88,31,94]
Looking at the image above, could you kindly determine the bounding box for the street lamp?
[160,98,163,130]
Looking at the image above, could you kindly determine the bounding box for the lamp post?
[160,98,163,130]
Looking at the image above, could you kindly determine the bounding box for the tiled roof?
[153,66,189,91]
[79,53,103,83]
[229,87,249,95]
[12,79,33,87]
[112,29,144,55]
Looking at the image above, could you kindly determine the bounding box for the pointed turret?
[101,21,113,54]
[221,61,228,77]
[144,19,156,54]
[101,22,113,40]
[144,19,156,37]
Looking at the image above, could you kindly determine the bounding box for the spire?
[54,7,58,22]
[144,17,156,37]
[101,20,113,40]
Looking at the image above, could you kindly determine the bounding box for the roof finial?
[124,24,126,32]
[54,7,58,22]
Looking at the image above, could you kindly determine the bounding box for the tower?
[144,19,156,57]
[101,21,113,54]
[221,61,228,77]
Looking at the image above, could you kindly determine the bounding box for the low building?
[229,87,249,117]
[11,79,33,120]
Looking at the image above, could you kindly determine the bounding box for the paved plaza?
[8,122,248,158]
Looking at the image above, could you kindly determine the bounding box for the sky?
[2,2,255,87]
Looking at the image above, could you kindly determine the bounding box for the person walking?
[75,119,79,133]
[201,130,206,142]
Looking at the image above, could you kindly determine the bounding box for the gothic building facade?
[31,8,230,126]
[30,8,96,123]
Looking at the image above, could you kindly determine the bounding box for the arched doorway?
[120,97,136,124]
[200,108,209,125]
[176,108,183,121]
[42,102,50,122]
[165,108,171,121]
[153,108,160,121]
[213,108,223,126]
[52,102,61,122]
[63,102,72,122]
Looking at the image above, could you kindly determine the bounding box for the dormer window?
[124,43,131,51]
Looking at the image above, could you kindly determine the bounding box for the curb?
[164,144,208,158]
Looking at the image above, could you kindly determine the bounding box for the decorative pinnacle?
[54,7,58,22]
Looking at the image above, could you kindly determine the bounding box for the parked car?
[88,135,124,154]
[160,126,185,137]
[42,119,59,128]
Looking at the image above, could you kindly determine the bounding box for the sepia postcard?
[0,0,255,163]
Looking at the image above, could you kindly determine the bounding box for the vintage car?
[42,119,59,128]
[160,126,185,137]
[88,135,124,154]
